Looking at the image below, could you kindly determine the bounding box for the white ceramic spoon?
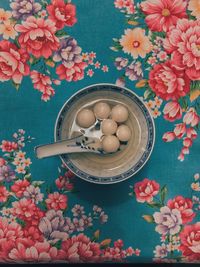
[35,121,104,159]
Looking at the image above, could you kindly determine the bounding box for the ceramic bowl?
[54,83,155,184]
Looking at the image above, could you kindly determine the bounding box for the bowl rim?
[54,83,155,184]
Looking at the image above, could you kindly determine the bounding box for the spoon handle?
[35,136,85,159]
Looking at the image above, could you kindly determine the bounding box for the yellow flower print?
[120,28,152,59]
[188,0,200,19]
[0,8,12,23]
[0,21,17,40]
[191,182,200,191]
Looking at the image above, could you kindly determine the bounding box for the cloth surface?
[0,0,199,263]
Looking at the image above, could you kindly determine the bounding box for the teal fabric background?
[0,0,199,263]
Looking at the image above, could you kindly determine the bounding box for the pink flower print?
[94,61,101,69]
[56,61,87,82]
[12,198,36,219]
[11,179,30,198]
[167,196,196,224]
[183,138,193,148]
[179,223,200,261]
[163,101,182,122]
[186,128,197,139]
[141,0,187,32]
[153,206,182,235]
[0,40,30,84]
[45,192,67,211]
[134,178,160,203]
[15,16,60,59]
[183,108,199,127]
[0,186,9,202]
[102,65,109,72]
[178,153,184,161]
[154,244,168,258]
[58,233,101,262]
[148,61,190,101]
[148,56,157,65]
[164,19,200,81]
[89,52,96,59]
[30,71,55,102]
[114,0,125,9]
[47,0,77,30]
[134,248,141,256]
[0,158,5,167]
[162,132,175,142]
[23,226,44,242]
[157,51,167,61]
[1,140,18,152]
[0,217,23,248]
[116,77,125,87]
[181,147,189,155]
[8,241,58,262]
[174,123,186,139]
[87,69,94,77]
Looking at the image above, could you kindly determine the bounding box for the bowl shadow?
[73,160,151,207]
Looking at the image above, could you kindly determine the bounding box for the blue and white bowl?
[55,83,155,184]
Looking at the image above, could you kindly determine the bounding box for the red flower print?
[30,71,55,102]
[164,19,200,80]
[179,223,200,261]
[58,233,101,262]
[0,186,9,202]
[148,61,190,101]
[65,170,75,179]
[162,132,175,142]
[56,61,87,81]
[0,217,23,244]
[1,140,18,152]
[15,16,59,59]
[11,179,30,198]
[12,198,35,219]
[0,158,5,166]
[163,101,182,122]
[0,40,30,84]
[0,238,32,263]
[89,52,96,59]
[45,192,67,210]
[29,208,45,227]
[183,137,193,148]
[134,178,160,203]
[141,0,187,32]
[183,108,199,127]
[47,0,77,30]
[55,175,74,191]
[8,241,58,262]
[23,226,44,242]
[167,196,196,224]
[114,239,124,248]
[12,198,44,226]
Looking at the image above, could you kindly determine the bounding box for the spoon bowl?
[54,83,155,184]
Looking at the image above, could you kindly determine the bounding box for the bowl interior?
[55,84,154,184]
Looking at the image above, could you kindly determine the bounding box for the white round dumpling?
[102,135,120,153]
[116,125,131,142]
[111,104,129,123]
[101,119,117,135]
[76,109,96,128]
[93,102,111,119]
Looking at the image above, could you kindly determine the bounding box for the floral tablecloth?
[0,0,200,263]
